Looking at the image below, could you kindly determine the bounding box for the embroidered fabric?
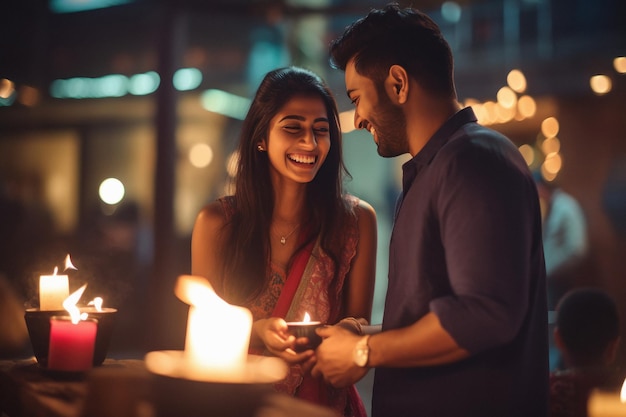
[218,195,363,416]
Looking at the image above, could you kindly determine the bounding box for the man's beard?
[372,89,408,158]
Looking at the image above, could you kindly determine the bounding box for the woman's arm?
[191,201,226,292]
[343,199,377,323]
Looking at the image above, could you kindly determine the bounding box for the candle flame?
[52,266,59,276]
[88,297,103,312]
[63,284,88,324]
[175,275,253,377]
[303,312,311,323]
[620,377,626,402]
[64,254,77,271]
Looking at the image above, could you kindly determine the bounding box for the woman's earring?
[257,144,265,152]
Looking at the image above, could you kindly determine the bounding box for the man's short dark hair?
[329,3,456,98]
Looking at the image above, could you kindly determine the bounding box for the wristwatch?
[353,334,370,367]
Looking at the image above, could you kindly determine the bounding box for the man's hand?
[311,325,369,387]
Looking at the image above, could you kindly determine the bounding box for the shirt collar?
[401,107,477,194]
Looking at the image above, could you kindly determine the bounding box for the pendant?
[280,236,286,245]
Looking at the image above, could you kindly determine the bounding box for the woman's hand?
[252,318,315,365]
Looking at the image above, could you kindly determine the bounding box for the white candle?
[588,380,626,417]
[39,267,69,311]
[176,275,253,380]
[185,303,252,377]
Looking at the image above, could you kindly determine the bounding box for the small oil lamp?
[286,312,323,352]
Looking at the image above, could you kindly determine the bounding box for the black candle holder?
[286,321,323,352]
[24,307,117,367]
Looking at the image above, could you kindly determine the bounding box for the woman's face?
[262,95,331,185]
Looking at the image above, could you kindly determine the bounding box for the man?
[312,4,549,416]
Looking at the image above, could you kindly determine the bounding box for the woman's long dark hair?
[220,66,351,304]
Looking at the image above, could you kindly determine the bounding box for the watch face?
[355,348,368,367]
[353,336,369,367]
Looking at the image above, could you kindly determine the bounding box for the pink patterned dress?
[219,195,365,417]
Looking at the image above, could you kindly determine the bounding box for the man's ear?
[385,65,409,104]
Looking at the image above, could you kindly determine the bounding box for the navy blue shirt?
[372,108,549,417]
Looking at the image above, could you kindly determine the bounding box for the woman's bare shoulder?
[194,200,228,232]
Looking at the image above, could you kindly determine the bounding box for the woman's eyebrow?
[278,115,329,123]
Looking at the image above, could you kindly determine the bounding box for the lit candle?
[588,379,626,417]
[47,284,98,372]
[145,275,289,387]
[39,267,69,311]
[175,275,253,380]
[48,317,97,371]
[286,312,322,352]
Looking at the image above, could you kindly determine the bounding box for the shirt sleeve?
[429,133,541,354]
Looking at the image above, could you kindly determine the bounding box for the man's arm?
[312,312,469,387]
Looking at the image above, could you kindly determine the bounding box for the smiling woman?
[190,66,378,417]
[263,95,331,185]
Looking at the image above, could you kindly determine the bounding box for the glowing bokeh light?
[0,79,15,99]
[541,117,560,138]
[482,101,498,125]
[441,2,462,23]
[174,68,202,91]
[541,136,561,155]
[590,74,612,95]
[129,71,160,95]
[613,57,626,74]
[189,143,214,168]
[201,89,251,120]
[543,152,562,175]
[518,144,535,166]
[18,85,40,106]
[517,95,536,119]
[99,178,125,205]
[96,74,127,97]
[540,164,557,182]
[0,79,16,106]
[507,69,527,93]
[495,102,515,123]
[497,86,517,109]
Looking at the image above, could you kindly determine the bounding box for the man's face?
[345,58,408,157]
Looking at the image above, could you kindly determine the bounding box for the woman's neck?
[272,183,307,224]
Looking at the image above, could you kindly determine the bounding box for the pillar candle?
[175,275,253,380]
[48,316,98,371]
[588,388,626,417]
[39,273,69,311]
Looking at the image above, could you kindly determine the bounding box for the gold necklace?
[275,223,301,245]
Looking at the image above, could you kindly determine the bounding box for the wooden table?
[0,357,338,417]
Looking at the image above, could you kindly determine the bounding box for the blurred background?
[0,0,625,402]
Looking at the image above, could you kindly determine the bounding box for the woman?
[191,66,377,416]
